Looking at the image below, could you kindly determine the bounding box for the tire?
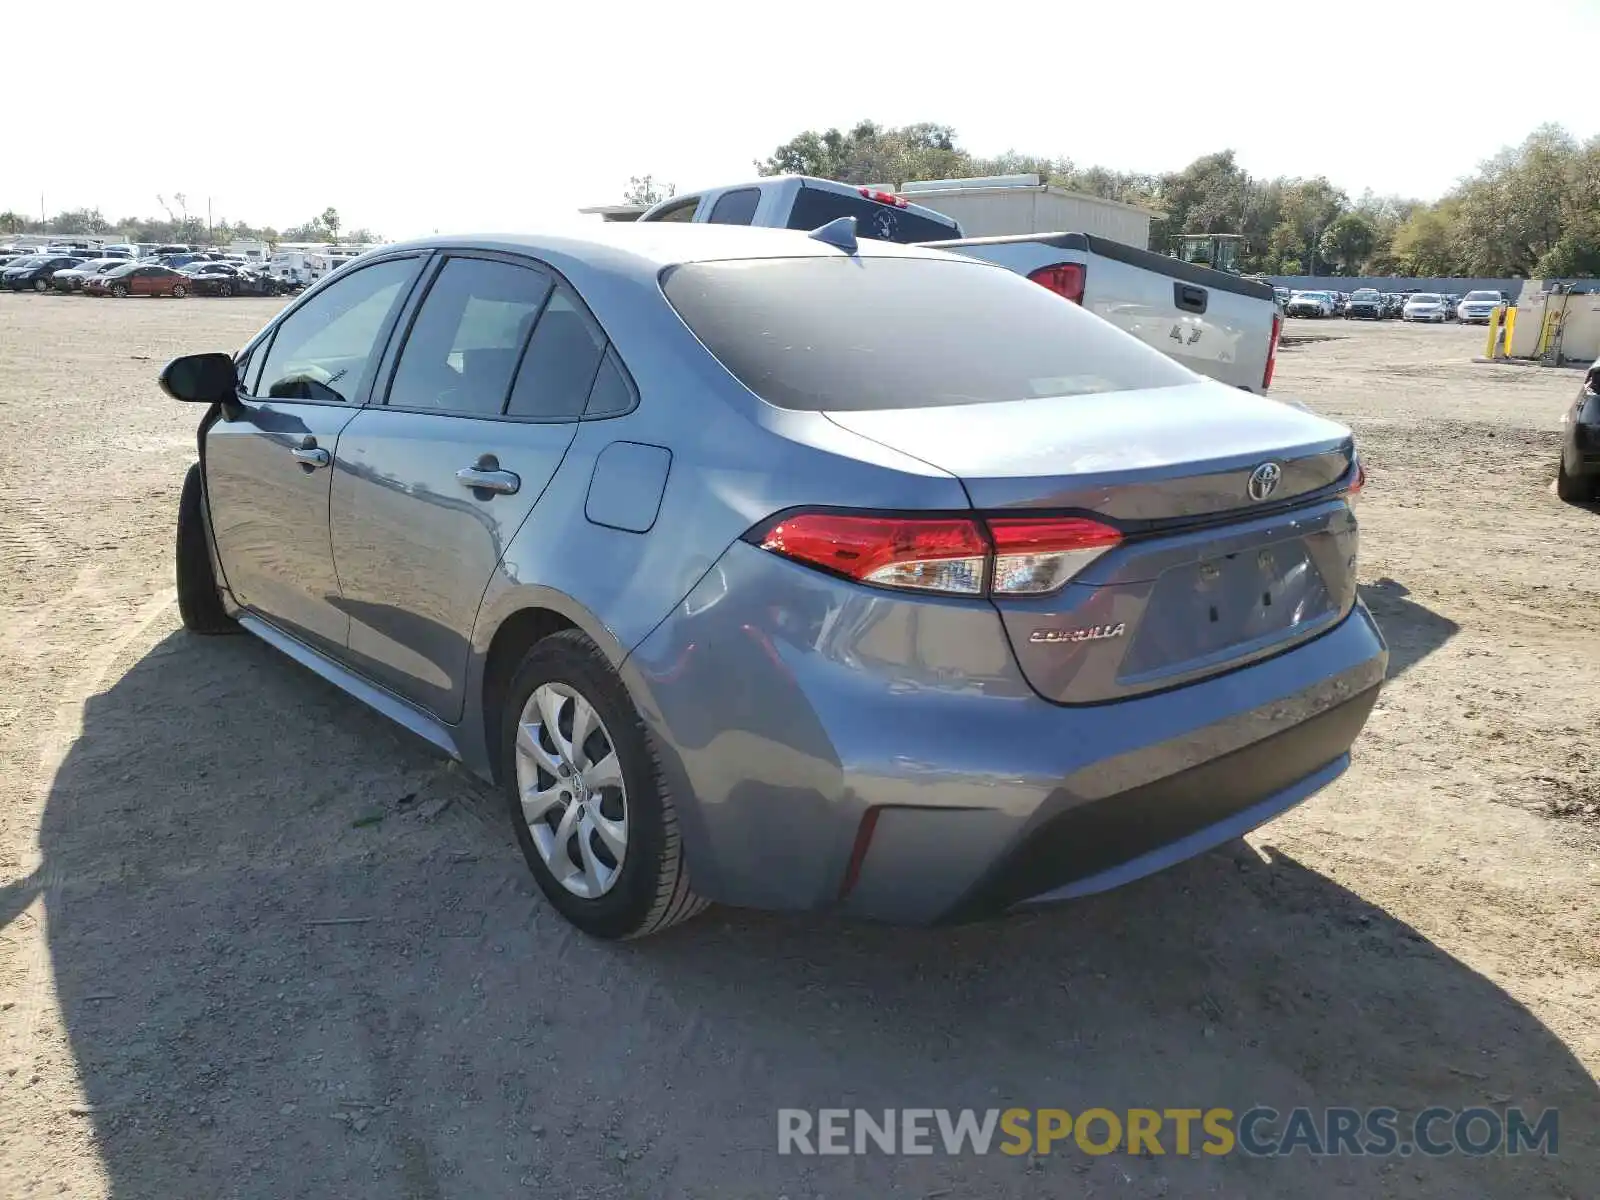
[499,629,707,939]
[175,463,236,634]
[33,278,47,292]
[1556,457,1597,504]
[172,283,186,298]
[111,284,127,298]
[218,282,232,297]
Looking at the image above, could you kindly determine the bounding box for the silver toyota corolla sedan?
[160,223,1387,939]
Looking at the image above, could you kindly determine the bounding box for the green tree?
[1319,212,1377,274]
[622,175,675,207]
[1390,203,1462,275]
[756,120,968,185]
[320,207,341,240]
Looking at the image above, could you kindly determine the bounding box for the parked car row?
[1282,287,1512,322]
[0,250,301,297]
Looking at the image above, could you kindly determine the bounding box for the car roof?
[374,223,968,282]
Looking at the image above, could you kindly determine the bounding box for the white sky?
[11,0,1598,239]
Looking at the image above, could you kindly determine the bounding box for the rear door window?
[385,257,553,415]
[707,188,760,225]
[784,185,958,244]
[663,256,1193,412]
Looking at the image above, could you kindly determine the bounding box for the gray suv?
[162,224,1386,939]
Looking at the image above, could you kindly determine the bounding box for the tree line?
[0,201,380,247]
[736,120,1600,278]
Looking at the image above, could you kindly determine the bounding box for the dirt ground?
[0,295,1595,1199]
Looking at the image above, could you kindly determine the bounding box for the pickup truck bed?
[927,231,1281,394]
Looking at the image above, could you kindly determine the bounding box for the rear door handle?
[456,457,520,495]
[291,439,331,469]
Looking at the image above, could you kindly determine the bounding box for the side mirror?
[159,352,238,405]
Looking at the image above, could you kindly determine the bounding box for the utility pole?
[207,197,213,238]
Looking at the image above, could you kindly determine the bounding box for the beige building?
[896,175,1158,248]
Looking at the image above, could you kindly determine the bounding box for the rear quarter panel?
[457,259,969,775]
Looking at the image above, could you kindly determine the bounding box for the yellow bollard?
[1484,306,1504,358]
[1502,307,1516,356]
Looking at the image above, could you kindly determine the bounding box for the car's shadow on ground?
[1358,578,1461,681]
[23,630,1596,1199]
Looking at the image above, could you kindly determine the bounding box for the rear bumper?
[625,541,1388,925]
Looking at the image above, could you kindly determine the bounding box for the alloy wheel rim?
[513,682,628,899]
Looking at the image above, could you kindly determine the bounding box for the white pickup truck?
[636,174,1282,394]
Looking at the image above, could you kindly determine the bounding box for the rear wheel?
[176,464,236,634]
[1556,458,1597,503]
[32,278,47,292]
[500,630,707,939]
[171,283,187,298]
[218,282,233,297]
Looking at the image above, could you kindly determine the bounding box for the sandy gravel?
[0,295,1595,1198]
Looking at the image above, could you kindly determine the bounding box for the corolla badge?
[1029,623,1126,644]
[1247,461,1282,501]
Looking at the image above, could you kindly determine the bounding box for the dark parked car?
[2,255,84,291]
[1557,359,1600,502]
[1345,289,1383,319]
[158,225,1384,939]
[184,262,290,297]
[86,262,190,297]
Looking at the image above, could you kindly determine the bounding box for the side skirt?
[236,613,465,762]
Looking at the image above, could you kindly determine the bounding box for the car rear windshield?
[784,186,958,244]
[661,256,1195,412]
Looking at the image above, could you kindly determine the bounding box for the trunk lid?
[823,380,1352,520]
[824,382,1361,703]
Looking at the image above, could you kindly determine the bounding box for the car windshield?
[1353,290,1379,298]
[1410,294,1441,304]
[104,263,137,277]
[662,256,1196,412]
[1464,290,1500,302]
[7,257,42,268]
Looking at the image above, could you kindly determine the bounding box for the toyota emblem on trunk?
[1247,461,1282,501]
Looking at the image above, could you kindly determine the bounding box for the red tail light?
[1263,312,1282,390]
[758,513,987,594]
[1028,262,1086,305]
[857,187,910,209]
[754,512,1123,597]
[1344,458,1366,500]
[987,517,1124,593]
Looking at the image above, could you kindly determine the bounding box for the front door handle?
[291,442,331,469]
[456,455,520,495]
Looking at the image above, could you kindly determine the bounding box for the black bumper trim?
[943,685,1382,921]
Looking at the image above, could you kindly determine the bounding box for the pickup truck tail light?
[857,187,909,209]
[1028,262,1086,306]
[1263,311,1282,390]
[751,512,1123,597]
